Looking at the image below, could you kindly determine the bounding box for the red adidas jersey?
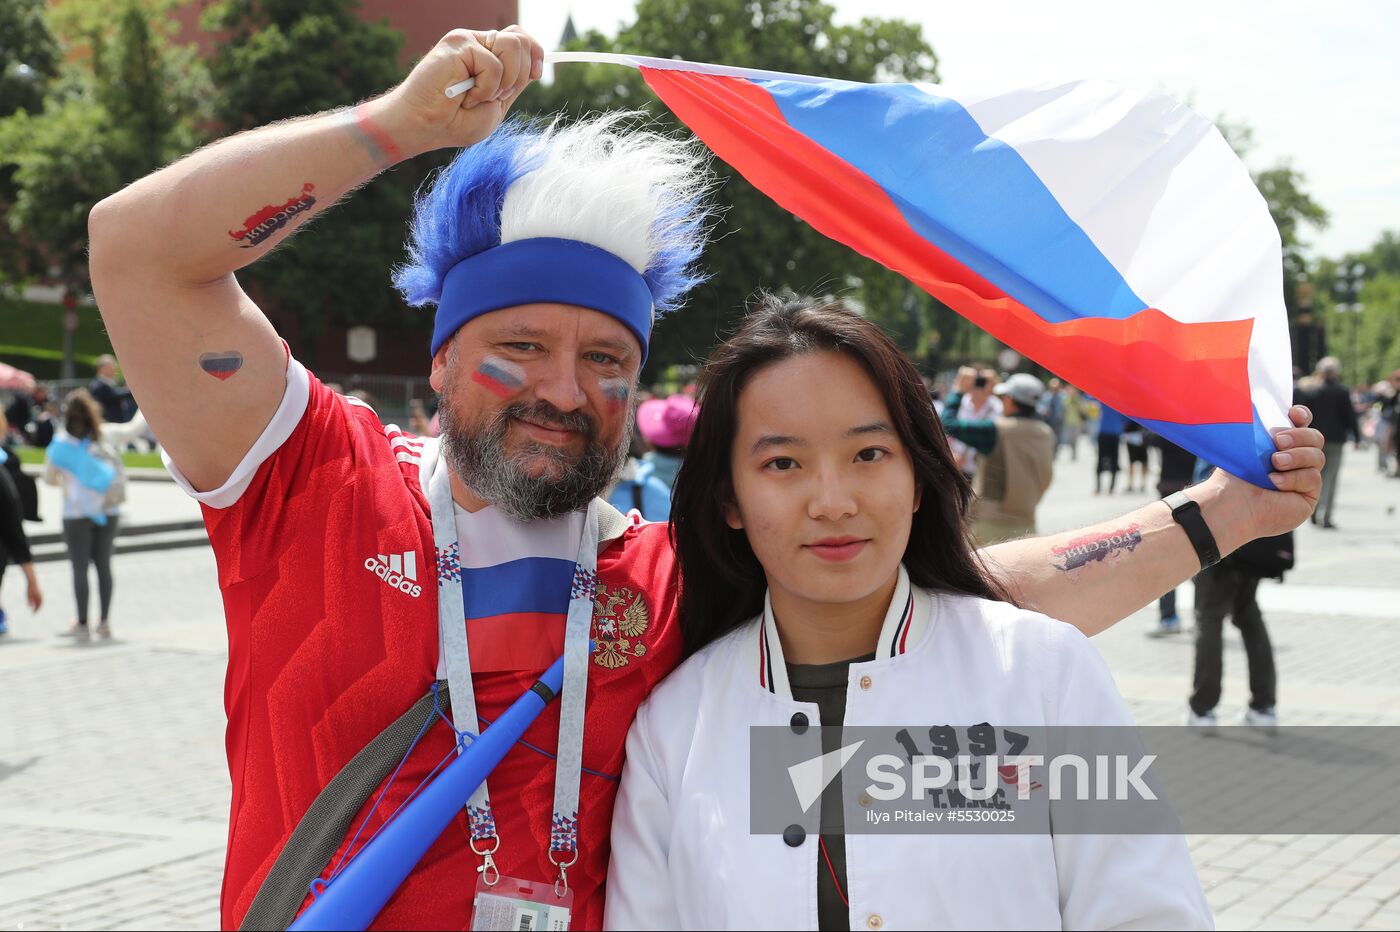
[198,364,682,930]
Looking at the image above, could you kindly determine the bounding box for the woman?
[605,295,1210,930]
[44,390,136,642]
[0,412,43,633]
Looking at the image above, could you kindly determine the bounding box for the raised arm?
[87,28,542,492]
[983,406,1324,635]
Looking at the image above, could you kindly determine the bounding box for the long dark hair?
[670,293,1013,658]
[63,389,103,442]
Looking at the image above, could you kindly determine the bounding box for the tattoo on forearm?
[1050,523,1143,572]
[228,183,317,248]
[344,103,404,167]
[199,351,244,381]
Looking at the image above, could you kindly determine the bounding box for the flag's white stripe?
[547,50,839,86]
[924,78,1289,429]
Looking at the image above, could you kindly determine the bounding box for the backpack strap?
[238,683,452,931]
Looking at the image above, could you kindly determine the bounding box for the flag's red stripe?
[641,67,1255,426]
[464,612,565,673]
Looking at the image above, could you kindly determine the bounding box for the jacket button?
[790,712,809,734]
[783,824,806,847]
[859,675,873,691]
[866,915,883,930]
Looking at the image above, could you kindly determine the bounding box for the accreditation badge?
[471,875,574,931]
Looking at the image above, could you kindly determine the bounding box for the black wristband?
[1163,491,1221,570]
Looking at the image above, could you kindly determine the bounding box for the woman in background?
[44,391,141,641]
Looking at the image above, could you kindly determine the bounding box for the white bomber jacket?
[604,566,1213,931]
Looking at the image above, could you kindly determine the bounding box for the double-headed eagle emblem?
[591,582,650,669]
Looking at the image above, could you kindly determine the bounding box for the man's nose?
[531,356,587,413]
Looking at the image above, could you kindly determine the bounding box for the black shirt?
[787,652,876,932]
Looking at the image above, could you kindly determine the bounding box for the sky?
[519,0,1400,260]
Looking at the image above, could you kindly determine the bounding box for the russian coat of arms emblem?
[591,582,650,669]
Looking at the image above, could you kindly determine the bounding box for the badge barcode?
[517,911,534,931]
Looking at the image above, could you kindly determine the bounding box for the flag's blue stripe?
[1137,409,1274,487]
[460,557,575,619]
[759,79,1148,324]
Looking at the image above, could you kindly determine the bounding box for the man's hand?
[954,366,977,394]
[381,26,544,158]
[1198,405,1324,550]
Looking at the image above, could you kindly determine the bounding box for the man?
[89,26,1325,930]
[1296,356,1357,528]
[88,354,134,424]
[1095,401,1126,494]
[941,368,1055,544]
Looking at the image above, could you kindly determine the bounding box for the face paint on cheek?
[470,357,526,399]
[599,377,631,414]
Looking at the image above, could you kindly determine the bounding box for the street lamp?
[1334,261,1366,383]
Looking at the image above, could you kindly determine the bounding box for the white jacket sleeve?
[1048,622,1215,931]
[604,697,682,931]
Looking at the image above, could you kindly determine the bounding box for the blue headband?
[430,238,654,361]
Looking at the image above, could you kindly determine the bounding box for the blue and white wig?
[394,113,713,362]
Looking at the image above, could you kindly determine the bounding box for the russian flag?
[454,510,581,672]
[556,52,1292,486]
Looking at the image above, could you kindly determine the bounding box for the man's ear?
[429,340,454,393]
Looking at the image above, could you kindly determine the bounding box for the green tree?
[519,0,944,376]
[0,0,211,292]
[1309,230,1400,385]
[0,0,60,118]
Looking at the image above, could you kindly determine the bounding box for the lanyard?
[428,446,597,895]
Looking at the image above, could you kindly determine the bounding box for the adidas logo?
[364,551,423,598]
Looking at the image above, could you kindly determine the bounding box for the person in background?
[88,355,135,425]
[1059,384,1084,460]
[1148,432,1201,637]
[43,391,144,641]
[606,394,697,522]
[1188,462,1288,732]
[1122,418,1149,493]
[1295,356,1357,529]
[948,364,1001,481]
[1037,377,1066,454]
[1095,402,1126,495]
[0,413,44,635]
[941,367,1056,545]
[1371,373,1398,475]
[636,393,697,493]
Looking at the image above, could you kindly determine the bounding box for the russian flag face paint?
[471,357,527,399]
[599,377,631,414]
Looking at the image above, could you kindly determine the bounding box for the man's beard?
[438,390,631,522]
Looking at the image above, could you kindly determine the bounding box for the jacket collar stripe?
[890,592,913,657]
[754,566,929,697]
